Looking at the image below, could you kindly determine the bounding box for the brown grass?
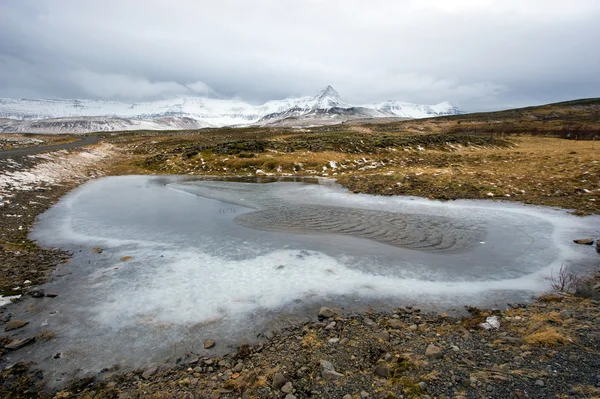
[523,327,571,347]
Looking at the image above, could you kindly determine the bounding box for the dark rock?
[418,381,427,391]
[45,293,59,298]
[29,289,45,298]
[5,319,28,331]
[318,307,336,319]
[204,339,216,349]
[568,354,578,362]
[573,238,593,245]
[374,365,389,378]
[272,372,287,389]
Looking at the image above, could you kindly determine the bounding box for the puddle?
[3,175,598,386]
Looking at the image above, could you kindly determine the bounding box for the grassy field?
[104,98,600,215]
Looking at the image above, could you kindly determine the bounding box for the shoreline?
[0,139,599,398]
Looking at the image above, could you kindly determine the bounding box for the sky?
[1,0,599,111]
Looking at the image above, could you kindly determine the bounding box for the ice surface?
[4,175,598,383]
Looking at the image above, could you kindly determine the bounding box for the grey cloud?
[1,0,599,111]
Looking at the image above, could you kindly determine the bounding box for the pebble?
[141,364,159,380]
[328,338,340,344]
[285,395,297,399]
[325,321,336,330]
[374,365,389,378]
[318,306,336,319]
[425,344,443,358]
[29,289,45,298]
[320,359,344,381]
[568,354,578,362]
[374,331,390,342]
[418,381,427,390]
[281,381,293,393]
[535,379,545,387]
[203,339,216,349]
[272,372,287,389]
[232,362,243,372]
[387,319,403,329]
[360,391,370,398]
[5,319,28,331]
[342,395,352,399]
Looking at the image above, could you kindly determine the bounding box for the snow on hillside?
[0,86,463,133]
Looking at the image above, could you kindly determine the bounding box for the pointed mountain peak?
[316,85,341,100]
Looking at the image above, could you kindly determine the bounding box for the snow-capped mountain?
[0,86,463,133]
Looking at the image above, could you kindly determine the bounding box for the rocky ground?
[2,293,599,399]
[0,125,599,398]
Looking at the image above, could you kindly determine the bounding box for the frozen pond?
[4,175,600,384]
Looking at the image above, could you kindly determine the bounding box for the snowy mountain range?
[0,86,463,133]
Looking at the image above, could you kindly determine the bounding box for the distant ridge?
[0,86,463,133]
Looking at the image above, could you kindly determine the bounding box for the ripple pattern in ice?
[235,205,483,252]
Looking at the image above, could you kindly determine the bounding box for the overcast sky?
[1,0,599,111]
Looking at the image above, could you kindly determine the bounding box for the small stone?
[487,385,493,392]
[281,382,293,394]
[535,379,545,387]
[325,321,336,330]
[320,359,344,380]
[204,359,214,365]
[328,338,340,344]
[45,293,59,298]
[342,395,352,399]
[5,320,28,331]
[319,307,335,319]
[374,331,390,342]
[364,318,376,327]
[418,381,427,391]
[272,372,287,389]
[339,338,349,345]
[568,354,578,362]
[203,339,216,349]
[285,395,297,399]
[374,365,389,378]
[360,391,370,398]
[29,289,45,298]
[425,344,443,358]
[573,238,594,245]
[388,319,403,329]
[408,324,418,330]
[232,362,244,372]
[142,364,159,379]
